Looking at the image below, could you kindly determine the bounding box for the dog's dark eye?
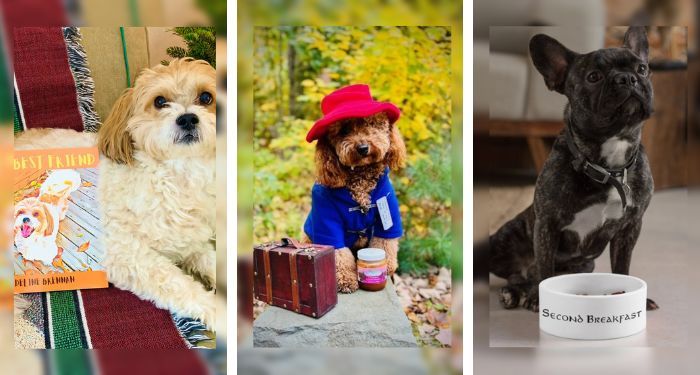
[339,125,351,136]
[587,71,602,83]
[199,92,213,105]
[17,210,25,215]
[637,64,648,75]
[154,96,168,109]
[32,212,39,217]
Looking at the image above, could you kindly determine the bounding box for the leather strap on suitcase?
[260,238,314,311]
[289,251,300,312]
[282,237,312,313]
[262,248,273,304]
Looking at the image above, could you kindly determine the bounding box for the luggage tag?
[376,196,393,230]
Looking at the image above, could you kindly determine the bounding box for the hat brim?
[306,102,400,142]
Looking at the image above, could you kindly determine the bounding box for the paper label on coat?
[376,196,393,230]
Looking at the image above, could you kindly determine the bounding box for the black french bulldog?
[490,26,659,312]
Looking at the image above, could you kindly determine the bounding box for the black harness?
[564,127,638,212]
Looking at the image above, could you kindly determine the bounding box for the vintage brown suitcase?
[253,238,337,318]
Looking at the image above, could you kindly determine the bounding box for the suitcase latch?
[299,247,317,256]
[256,241,281,250]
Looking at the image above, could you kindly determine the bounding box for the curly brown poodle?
[303,111,406,293]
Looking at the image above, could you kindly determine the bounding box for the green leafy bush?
[162,27,216,67]
[395,146,452,273]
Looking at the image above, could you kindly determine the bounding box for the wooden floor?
[14,168,105,275]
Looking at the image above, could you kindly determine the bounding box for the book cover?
[13,147,108,293]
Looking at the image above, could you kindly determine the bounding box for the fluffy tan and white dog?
[97,58,217,328]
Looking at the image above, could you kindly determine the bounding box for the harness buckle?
[583,162,611,184]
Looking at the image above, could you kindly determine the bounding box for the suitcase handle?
[281,237,306,249]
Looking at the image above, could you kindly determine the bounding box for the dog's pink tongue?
[21,224,33,238]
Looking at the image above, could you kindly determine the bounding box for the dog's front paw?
[338,278,359,293]
[523,289,539,312]
[182,249,216,291]
[202,274,216,292]
[187,290,217,330]
[335,247,359,293]
[383,241,399,276]
[498,286,521,309]
[369,237,399,275]
[646,298,659,311]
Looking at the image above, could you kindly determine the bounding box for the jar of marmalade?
[357,248,387,291]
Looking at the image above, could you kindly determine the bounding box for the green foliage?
[197,0,226,34]
[254,26,451,274]
[166,46,186,59]
[395,147,452,273]
[162,27,216,67]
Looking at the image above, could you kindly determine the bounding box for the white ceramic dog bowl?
[539,273,646,340]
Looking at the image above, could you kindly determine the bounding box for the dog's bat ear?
[315,137,346,188]
[386,123,406,170]
[529,34,578,94]
[42,204,54,236]
[623,26,649,62]
[99,88,135,164]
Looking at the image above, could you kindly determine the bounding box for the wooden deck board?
[58,233,103,271]
[14,168,44,191]
[68,190,100,220]
[13,255,25,274]
[79,167,98,181]
[65,202,102,238]
[14,168,104,276]
[58,217,104,264]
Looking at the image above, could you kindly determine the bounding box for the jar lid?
[357,248,385,261]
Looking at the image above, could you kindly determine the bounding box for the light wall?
[79,27,186,122]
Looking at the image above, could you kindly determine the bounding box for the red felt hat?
[306,84,401,142]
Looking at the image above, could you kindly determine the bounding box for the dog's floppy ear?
[13,201,26,219]
[315,137,346,188]
[98,88,135,164]
[623,26,649,62]
[42,204,54,236]
[13,202,25,236]
[529,34,578,94]
[385,123,406,170]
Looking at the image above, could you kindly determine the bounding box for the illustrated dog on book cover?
[14,169,81,269]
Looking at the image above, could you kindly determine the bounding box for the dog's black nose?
[614,72,638,86]
[176,113,199,130]
[357,144,370,156]
[23,217,30,223]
